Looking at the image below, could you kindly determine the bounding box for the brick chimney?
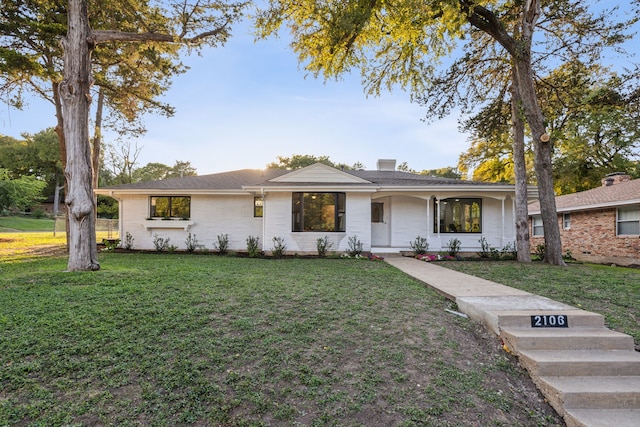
[376,159,396,171]
[602,172,631,186]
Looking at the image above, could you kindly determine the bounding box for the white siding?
[120,194,260,251]
[388,196,429,249]
[264,192,371,254]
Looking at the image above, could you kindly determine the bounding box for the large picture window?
[292,192,346,232]
[150,196,190,218]
[617,206,640,235]
[434,198,482,233]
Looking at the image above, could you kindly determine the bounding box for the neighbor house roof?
[96,163,534,196]
[528,178,640,215]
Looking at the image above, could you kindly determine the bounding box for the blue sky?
[1,7,637,175]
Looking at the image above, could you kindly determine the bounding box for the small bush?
[102,238,120,251]
[446,238,461,257]
[346,235,363,257]
[271,236,287,258]
[246,235,261,258]
[214,234,229,254]
[153,234,170,252]
[316,236,332,257]
[534,244,546,261]
[124,232,134,250]
[501,242,517,260]
[477,237,491,259]
[410,236,428,255]
[32,208,46,219]
[184,232,201,253]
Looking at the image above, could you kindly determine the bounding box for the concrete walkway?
[384,255,640,427]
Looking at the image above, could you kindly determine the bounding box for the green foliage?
[153,234,170,252]
[270,236,287,258]
[420,167,462,179]
[410,236,428,255]
[446,238,461,257]
[246,235,261,257]
[266,154,336,170]
[184,232,201,253]
[102,238,120,251]
[533,244,546,261]
[477,237,492,259]
[214,233,229,254]
[0,169,47,213]
[124,232,134,250]
[346,235,363,257]
[316,235,332,257]
[97,195,118,219]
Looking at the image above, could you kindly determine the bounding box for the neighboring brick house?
[529,173,640,266]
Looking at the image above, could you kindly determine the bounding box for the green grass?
[0,254,562,426]
[440,260,640,345]
[0,215,55,231]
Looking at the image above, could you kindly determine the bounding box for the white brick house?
[96,160,536,254]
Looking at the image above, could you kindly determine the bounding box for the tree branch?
[92,30,175,44]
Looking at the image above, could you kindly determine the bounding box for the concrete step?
[495,310,605,330]
[564,408,640,427]
[501,327,635,352]
[518,350,640,377]
[538,375,640,410]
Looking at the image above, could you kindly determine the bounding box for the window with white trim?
[563,213,571,230]
[617,206,640,236]
[532,215,544,237]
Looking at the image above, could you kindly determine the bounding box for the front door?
[371,198,390,247]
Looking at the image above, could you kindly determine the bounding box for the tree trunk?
[60,0,100,271]
[513,57,565,266]
[510,75,532,262]
[92,88,104,190]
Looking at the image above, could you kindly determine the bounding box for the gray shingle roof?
[528,178,640,214]
[99,169,288,191]
[99,167,511,191]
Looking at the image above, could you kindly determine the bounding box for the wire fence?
[53,217,119,239]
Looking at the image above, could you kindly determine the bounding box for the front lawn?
[0,253,562,426]
[0,215,54,232]
[441,261,640,346]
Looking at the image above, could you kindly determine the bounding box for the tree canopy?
[266,154,363,171]
[255,0,638,265]
[0,168,47,213]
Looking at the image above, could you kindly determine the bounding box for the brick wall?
[530,208,640,266]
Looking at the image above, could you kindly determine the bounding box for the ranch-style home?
[96,159,538,255]
[529,173,640,266]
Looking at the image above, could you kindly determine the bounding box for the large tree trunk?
[513,57,565,266]
[60,0,100,271]
[510,75,532,263]
[511,0,564,266]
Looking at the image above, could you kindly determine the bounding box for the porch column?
[501,197,506,246]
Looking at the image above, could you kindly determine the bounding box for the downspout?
[511,197,516,244]
[261,188,266,253]
[436,197,441,244]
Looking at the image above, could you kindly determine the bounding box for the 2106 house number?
[531,314,568,328]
